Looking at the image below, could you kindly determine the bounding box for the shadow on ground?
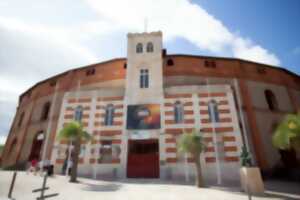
[81,182,122,192]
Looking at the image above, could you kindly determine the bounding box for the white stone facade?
[51,32,244,183]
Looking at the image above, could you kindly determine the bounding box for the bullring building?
[2,32,300,183]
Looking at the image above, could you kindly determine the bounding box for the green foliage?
[178,129,206,156]
[240,146,252,167]
[272,113,300,150]
[57,121,91,142]
[0,144,4,152]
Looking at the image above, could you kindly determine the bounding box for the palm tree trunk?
[70,136,81,183]
[194,153,204,187]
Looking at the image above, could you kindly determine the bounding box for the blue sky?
[195,0,300,74]
[0,0,299,144]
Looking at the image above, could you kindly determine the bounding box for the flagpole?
[206,78,222,185]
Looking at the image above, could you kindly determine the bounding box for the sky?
[0,0,299,145]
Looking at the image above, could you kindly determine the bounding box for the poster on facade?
[127,104,161,129]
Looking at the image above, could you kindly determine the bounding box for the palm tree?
[272,113,300,150]
[57,121,91,182]
[177,129,206,187]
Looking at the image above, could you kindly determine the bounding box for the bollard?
[8,171,17,199]
[32,174,59,200]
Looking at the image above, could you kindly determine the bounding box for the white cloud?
[0,0,282,143]
[0,16,99,140]
[232,38,280,65]
[0,135,7,145]
[86,0,280,66]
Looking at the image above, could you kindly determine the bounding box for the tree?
[272,113,300,150]
[57,121,91,182]
[177,129,206,187]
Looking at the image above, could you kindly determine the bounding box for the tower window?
[208,100,219,122]
[74,106,83,121]
[136,43,143,53]
[174,101,184,123]
[167,59,174,66]
[123,63,127,69]
[146,42,154,52]
[265,90,278,111]
[140,69,149,88]
[104,104,114,126]
[41,102,51,121]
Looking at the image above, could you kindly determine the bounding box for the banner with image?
[127,104,161,130]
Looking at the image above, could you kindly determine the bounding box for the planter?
[240,167,264,195]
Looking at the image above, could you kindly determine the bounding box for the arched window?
[265,90,278,111]
[104,104,114,126]
[174,101,184,123]
[140,69,149,88]
[41,102,51,121]
[18,112,25,127]
[146,42,154,52]
[208,100,219,122]
[136,43,143,53]
[74,106,83,121]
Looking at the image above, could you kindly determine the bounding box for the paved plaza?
[0,171,299,200]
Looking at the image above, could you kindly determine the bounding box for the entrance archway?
[28,131,44,161]
[127,139,159,178]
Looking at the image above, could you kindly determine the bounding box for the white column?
[233,79,250,152]
[206,78,222,185]
[89,91,97,179]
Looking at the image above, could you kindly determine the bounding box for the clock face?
[127,104,161,130]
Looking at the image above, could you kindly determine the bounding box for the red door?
[127,139,159,178]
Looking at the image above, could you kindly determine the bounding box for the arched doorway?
[28,131,44,161]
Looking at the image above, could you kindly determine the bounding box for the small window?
[18,112,25,127]
[136,43,143,53]
[211,61,216,68]
[99,140,112,163]
[204,60,217,68]
[49,80,56,87]
[104,104,114,126]
[167,59,174,66]
[174,101,184,123]
[146,42,154,52]
[123,63,127,69]
[41,102,51,121]
[86,68,95,76]
[265,90,278,111]
[74,106,83,121]
[208,100,219,122]
[162,49,167,57]
[257,66,266,74]
[204,60,210,67]
[140,69,149,88]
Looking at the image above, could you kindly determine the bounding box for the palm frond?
[272,113,300,150]
[177,129,205,155]
[57,121,91,142]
